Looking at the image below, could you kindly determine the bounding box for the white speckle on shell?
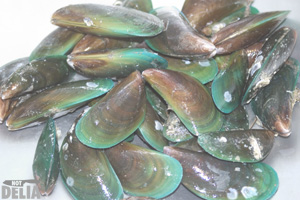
[66,177,74,187]
[224,91,232,102]
[86,82,99,88]
[241,186,258,199]
[227,188,238,200]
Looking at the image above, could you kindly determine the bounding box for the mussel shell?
[29,28,84,61]
[182,0,248,32]
[114,0,153,13]
[71,34,141,54]
[163,111,194,142]
[146,7,216,59]
[202,6,259,36]
[32,118,59,195]
[137,102,169,152]
[68,48,167,78]
[6,79,114,130]
[105,142,183,199]
[60,113,123,200]
[76,71,146,149]
[145,85,168,121]
[251,57,300,137]
[1,56,69,100]
[51,4,164,38]
[164,146,279,200]
[166,57,218,84]
[212,11,289,54]
[242,27,297,104]
[143,69,223,136]
[212,50,248,113]
[197,129,274,163]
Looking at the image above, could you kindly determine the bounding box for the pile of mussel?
[0,0,299,199]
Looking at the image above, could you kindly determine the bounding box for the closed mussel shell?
[137,101,169,152]
[197,129,275,163]
[32,118,59,196]
[212,11,289,54]
[146,7,216,59]
[212,50,248,113]
[68,48,167,78]
[251,57,300,137]
[164,146,279,200]
[51,4,164,38]
[29,28,84,61]
[182,0,248,32]
[166,56,218,84]
[1,56,69,100]
[242,27,297,104]
[76,71,146,149]
[143,69,223,136]
[60,113,123,200]
[105,142,183,199]
[6,79,114,130]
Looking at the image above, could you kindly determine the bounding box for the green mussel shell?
[212,11,289,54]
[32,118,59,195]
[212,50,248,113]
[114,0,153,13]
[221,105,249,131]
[143,69,223,136]
[105,142,183,199]
[197,129,274,163]
[51,4,164,38]
[71,34,141,54]
[1,56,69,100]
[145,85,168,121]
[76,71,146,149]
[164,146,279,200]
[60,114,123,200]
[146,7,216,59]
[182,0,248,32]
[166,57,218,84]
[202,6,259,36]
[242,27,297,104]
[29,28,84,61]
[68,48,167,78]
[163,111,194,142]
[251,58,300,137]
[137,102,169,152]
[6,79,113,130]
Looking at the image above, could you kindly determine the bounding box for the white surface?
[0,0,299,200]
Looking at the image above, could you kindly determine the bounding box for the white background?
[0,0,300,199]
